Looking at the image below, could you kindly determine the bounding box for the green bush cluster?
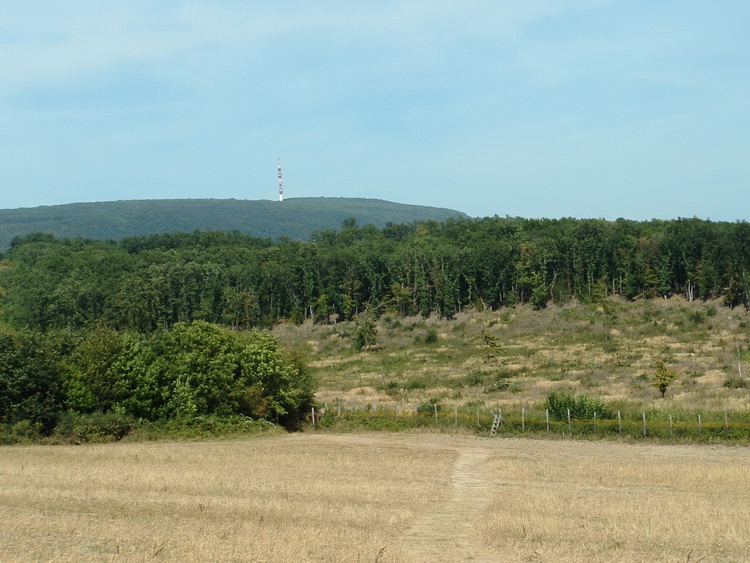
[0,322,316,441]
[545,391,613,421]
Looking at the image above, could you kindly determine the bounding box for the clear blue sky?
[1,1,748,221]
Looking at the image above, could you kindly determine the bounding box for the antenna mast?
[277,159,283,202]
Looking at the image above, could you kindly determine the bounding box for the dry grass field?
[2,432,750,562]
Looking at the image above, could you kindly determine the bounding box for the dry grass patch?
[481,438,750,562]
[2,434,750,562]
[0,434,454,562]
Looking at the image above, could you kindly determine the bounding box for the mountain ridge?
[0,197,469,249]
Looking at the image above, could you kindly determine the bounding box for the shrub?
[545,391,613,421]
[404,378,427,390]
[724,377,749,389]
[354,317,378,351]
[653,360,679,398]
[54,412,136,443]
[424,328,439,344]
[417,399,441,414]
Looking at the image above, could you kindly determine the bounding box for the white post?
[522,408,525,432]
[311,406,316,427]
[698,414,702,438]
[669,414,673,439]
[567,409,572,435]
[618,411,622,435]
[434,404,439,425]
[546,409,550,432]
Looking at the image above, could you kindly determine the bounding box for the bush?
[404,378,427,390]
[424,328,439,344]
[417,399,441,414]
[724,377,749,389]
[53,412,136,443]
[545,391,613,421]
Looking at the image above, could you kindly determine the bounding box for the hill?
[0,197,468,249]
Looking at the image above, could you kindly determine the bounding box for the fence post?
[642,412,647,438]
[434,404,439,425]
[593,411,597,434]
[312,406,316,427]
[454,404,458,430]
[698,414,702,438]
[669,414,673,439]
[567,409,572,435]
[546,409,550,432]
[725,412,729,438]
[618,411,622,436]
[522,408,525,432]
[477,407,480,427]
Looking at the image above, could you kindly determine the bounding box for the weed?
[724,377,749,389]
[546,391,613,421]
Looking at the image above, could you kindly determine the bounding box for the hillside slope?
[0,197,468,249]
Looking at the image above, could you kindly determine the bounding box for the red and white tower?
[277,159,283,202]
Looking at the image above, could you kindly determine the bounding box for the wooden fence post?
[434,404,439,425]
[546,409,550,432]
[669,414,673,439]
[522,408,525,432]
[698,414,702,438]
[311,406,316,427]
[642,412,647,438]
[618,411,622,436]
[567,409,572,435]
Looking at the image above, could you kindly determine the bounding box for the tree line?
[2,216,750,333]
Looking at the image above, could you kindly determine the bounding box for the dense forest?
[2,215,750,439]
[2,216,750,332]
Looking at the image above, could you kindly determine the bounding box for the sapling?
[653,360,678,398]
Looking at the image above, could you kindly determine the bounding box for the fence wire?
[314,406,749,441]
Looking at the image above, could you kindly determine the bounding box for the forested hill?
[0,197,468,250]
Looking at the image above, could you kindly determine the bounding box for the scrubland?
[276,296,750,418]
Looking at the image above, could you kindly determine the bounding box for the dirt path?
[307,433,499,561]
[395,446,499,562]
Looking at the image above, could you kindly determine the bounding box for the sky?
[1,1,749,221]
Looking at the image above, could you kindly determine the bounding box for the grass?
[274,296,750,419]
[1,433,749,561]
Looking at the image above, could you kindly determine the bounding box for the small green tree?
[355,316,378,351]
[653,360,678,398]
[479,329,501,362]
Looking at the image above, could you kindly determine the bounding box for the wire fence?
[311,404,750,442]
